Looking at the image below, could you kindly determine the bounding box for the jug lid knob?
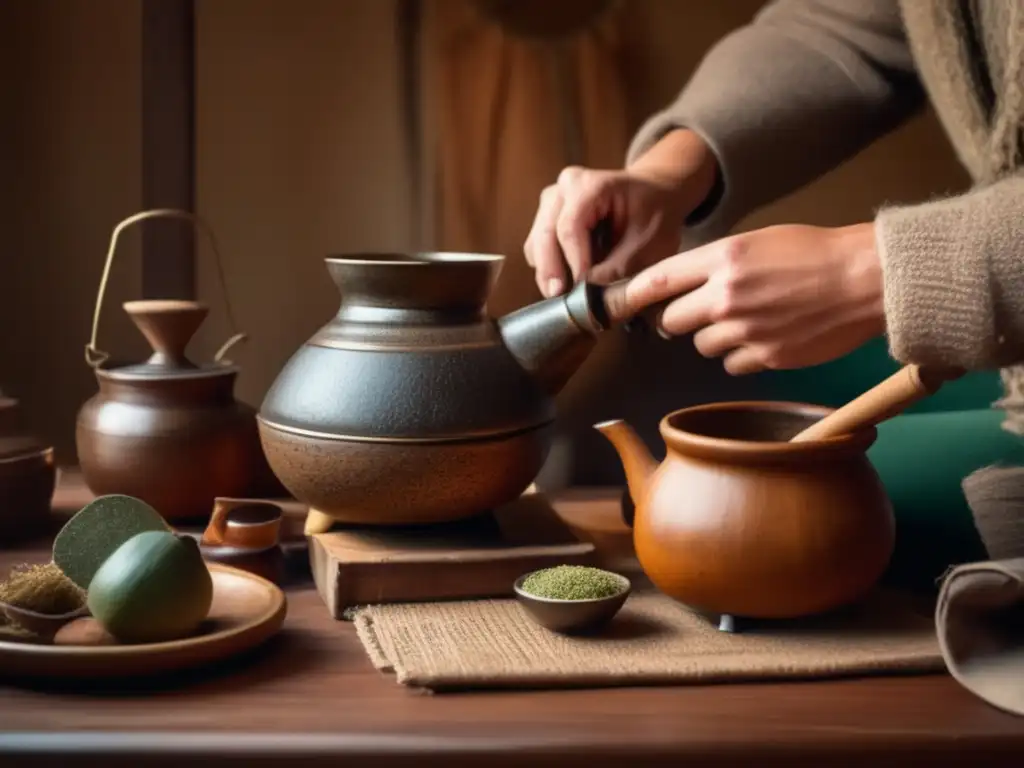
[123,299,207,370]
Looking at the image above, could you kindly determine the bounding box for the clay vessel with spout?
[258,251,635,528]
[594,402,897,620]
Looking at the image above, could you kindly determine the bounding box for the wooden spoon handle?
[789,364,965,443]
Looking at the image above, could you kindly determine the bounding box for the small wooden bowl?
[513,570,630,634]
[1,602,88,640]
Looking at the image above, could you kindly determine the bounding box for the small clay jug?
[0,392,56,543]
[75,209,281,522]
[199,498,285,584]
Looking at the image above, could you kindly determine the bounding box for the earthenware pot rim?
[325,252,504,265]
[658,400,877,462]
[0,397,52,460]
[0,444,53,465]
[513,570,631,605]
[256,413,553,445]
[92,362,239,382]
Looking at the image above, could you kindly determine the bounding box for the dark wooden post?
[141,0,196,299]
[396,0,423,247]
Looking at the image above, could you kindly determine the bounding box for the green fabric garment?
[756,341,1009,591]
[868,408,1024,591]
[755,338,1003,414]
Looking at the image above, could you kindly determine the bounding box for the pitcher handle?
[85,208,246,368]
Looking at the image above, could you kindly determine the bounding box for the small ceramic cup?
[0,601,88,641]
[201,498,282,552]
[513,569,631,634]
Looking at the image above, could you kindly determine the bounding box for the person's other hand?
[623,222,885,374]
[524,129,719,298]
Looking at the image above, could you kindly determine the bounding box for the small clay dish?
[513,570,631,634]
[1,601,89,641]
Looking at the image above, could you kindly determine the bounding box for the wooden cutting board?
[309,489,597,617]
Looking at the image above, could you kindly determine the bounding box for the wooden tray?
[309,489,597,617]
[0,563,287,680]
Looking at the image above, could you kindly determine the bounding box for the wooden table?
[1,472,1023,767]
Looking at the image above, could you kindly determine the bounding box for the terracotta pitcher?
[595,401,896,620]
[76,209,281,522]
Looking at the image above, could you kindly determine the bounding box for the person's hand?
[523,129,719,298]
[623,222,885,374]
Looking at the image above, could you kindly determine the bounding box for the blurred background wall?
[0,0,969,477]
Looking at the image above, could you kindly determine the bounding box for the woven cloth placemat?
[349,588,943,691]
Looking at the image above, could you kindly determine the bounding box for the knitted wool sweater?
[626,0,1024,434]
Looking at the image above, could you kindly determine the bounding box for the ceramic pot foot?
[304,508,335,536]
[718,614,740,633]
[717,614,768,633]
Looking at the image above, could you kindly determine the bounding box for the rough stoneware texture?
[257,421,552,524]
[260,341,553,440]
[77,371,273,521]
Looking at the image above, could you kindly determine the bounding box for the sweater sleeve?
[627,0,925,238]
[877,175,1024,369]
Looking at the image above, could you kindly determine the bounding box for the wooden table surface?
[1,472,1023,767]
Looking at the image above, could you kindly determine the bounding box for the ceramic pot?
[0,394,56,543]
[258,252,628,527]
[595,401,896,620]
[76,210,282,522]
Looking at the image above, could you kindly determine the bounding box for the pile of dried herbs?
[0,562,87,641]
[520,565,626,601]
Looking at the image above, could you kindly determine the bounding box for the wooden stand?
[309,488,597,617]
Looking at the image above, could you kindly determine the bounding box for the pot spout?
[593,419,657,508]
[497,280,630,396]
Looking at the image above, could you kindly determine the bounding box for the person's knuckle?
[556,216,581,244]
[557,165,584,188]
[579,170,611,194]
[760,344,785,368]
[709,288,734,322]
[735,320,757,342]
[692,333,714,358]
[719,236,749,270]
[641,267,669,294]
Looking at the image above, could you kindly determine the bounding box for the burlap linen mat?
[349,586,943,692]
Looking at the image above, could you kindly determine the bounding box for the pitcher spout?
[593,419,657,507]
[497,280,622,396]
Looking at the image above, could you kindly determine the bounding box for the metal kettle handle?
[85,209,246,369]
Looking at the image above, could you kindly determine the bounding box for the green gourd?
[86,530,213,644]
